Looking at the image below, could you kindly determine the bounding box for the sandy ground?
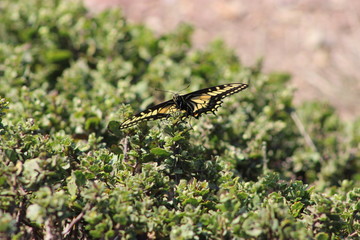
[84,0,360,120]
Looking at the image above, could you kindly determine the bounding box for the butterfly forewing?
[118,83,248,129]
[184,83,248,118]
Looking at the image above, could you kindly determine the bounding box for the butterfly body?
[119,83,248,129]
[172,94,194,116]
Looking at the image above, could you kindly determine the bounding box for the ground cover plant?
[0,0,359,239]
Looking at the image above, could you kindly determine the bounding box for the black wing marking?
[119,100,178,129]
[184,83,248,118]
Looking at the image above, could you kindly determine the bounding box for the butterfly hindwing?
[184,83,248,118]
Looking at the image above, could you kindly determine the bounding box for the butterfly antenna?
[153,83,190,95]
[179,83,191,93]
[153,87,176,95]
[153,88,169,93]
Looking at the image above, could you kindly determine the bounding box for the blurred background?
[84,0,359,121]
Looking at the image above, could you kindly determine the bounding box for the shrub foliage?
[0,0,359,239]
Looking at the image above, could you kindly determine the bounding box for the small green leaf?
[26,204,44,225]
[44,49,72,63]
[291,201,304,217]
[108,121,122,136]
[110,144,123,154]
[85,116,101,130]
[243,217,262,237]
[67,175,77,197]
[103,165,113,173]
[150,147,171,157]
[315,232,329,240]
[74,170,86,186]
[23,158,42,186]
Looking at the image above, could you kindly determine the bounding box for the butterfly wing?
[183,83,248,118]
[119,99,178,129]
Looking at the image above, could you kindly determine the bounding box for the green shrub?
[0,0,359,239]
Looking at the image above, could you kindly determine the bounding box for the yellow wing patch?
[190,95,211,104]
[158,105,177,114]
